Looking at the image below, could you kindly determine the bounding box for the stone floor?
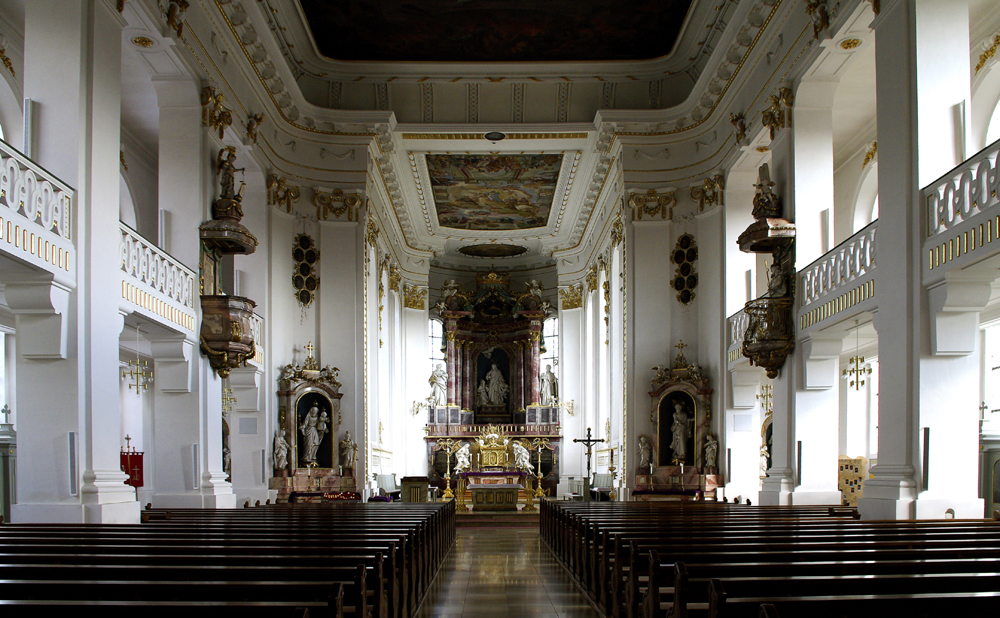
[416,527,602,618]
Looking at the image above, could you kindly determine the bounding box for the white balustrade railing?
[0,139,72,240]
[925,139,1000,238]
[728,309,748,348]
[799,222,877,307]
[119,223,196,332]
[250,312,264,365]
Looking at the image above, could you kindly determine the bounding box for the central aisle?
[417,527,602,618]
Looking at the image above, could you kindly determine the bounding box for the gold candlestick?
[434,438,460,499]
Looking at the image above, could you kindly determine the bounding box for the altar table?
[469,483,522,511]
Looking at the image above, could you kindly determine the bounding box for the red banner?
[120,451,144,488]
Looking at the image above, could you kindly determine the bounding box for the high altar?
[426,270,562,495]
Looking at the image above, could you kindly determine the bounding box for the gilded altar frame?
[649,351,712,468]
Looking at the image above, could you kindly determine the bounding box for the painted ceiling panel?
[427,154,564,231]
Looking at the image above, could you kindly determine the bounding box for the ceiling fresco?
[298,0,694,62]
[427,154,563,231]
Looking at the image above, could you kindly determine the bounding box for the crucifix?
[305,341,316,360]
[1,404,10,424]
[124,434,132,451]
[675,340,688,354]
[574,427,604,502]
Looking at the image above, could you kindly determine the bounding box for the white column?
[860,0,977,520]
[11,0,137,523]
[792,81,838,268]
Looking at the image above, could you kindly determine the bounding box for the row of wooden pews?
[0,500,455,617]
[540,500,1000,617]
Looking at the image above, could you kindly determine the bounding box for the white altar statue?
[485,363,509,405]
[300,404,328,465]
[540,364,558,405]
[704,433,719,469]
[273,429,290,470]
[669,401,693,463]
[429,363,447,406]
[512,441,535,473]
[454,442,472,473]
[637,434,652,469]
[340,431,357,468]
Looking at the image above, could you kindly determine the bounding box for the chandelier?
[842,320,872,391]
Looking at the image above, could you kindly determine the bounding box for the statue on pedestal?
[669,401,693,464]
[704,433,719,469]
[638,434,653,470]
[485,363,509,405]
[429,363,447,406]
[299,404,328,466]
[339,431,357,469]
[273,429,289,471]
[540,364,558,406]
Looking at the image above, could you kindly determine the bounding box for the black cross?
[574,427,605,502]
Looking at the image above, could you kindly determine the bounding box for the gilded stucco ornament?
[403,284,427,310]
[559,284,583,310]
[691,175,724,212]
[761,87,794,141]
[805,1,831,40]
[314,189,361,221]
[629,190,676,221]
[585,264,599,292]
[730,112,749,147]
[267,175,301,213]
[201,87,233,140]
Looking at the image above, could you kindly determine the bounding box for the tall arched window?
[428,319,444,377]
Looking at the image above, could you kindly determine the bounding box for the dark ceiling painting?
[427,154,563,231]
[299,0,694,63]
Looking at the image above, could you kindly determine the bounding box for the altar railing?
[797,221,877,332]
[0,138,75,283]
[923,137,1000,285]
[119,222,197,334]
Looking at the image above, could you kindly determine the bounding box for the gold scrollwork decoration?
[610,211,624,247]
[730,112,748,147]
[691,174,725,212]
[862,141,877,168]
[761,87,794,141]
[629,190,676,221]
[585,264,599,292]
[559,284,583,310]
[365,217,380,248]
[314,189,361,221]
[201,87,233,139]
[403,284,427,309]
[0,45,15,78]
[805,1,831,40]
[267,175,301,213]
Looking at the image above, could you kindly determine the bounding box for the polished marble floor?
[416,528,602,618]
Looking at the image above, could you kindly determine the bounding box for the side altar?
[269,344,358,502]
[633,342,723,501]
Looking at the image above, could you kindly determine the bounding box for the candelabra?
[433,438,460,499]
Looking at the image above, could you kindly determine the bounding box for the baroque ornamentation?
[585,264,598,292]
[862,141,878,168]
[201,87,233,140]
[246,112,264,145]
[0,43,14,77]
[691,174,725,212]
[559,284,583,310]
[267,175,301,213]
[805,1,831,40]
[761,87,794,140]
[751,163,782,219]
[743,296,795,379]
[403,284,427,310]
[388,263,401,294]
[977,34,1000,74]
[292,234,319,307]
[671,234,698,305]
[628,190,676,221]
[314,189,361,221]
[166,1,189,38]
[730,112,749,147]
[365,217,380,248]
[610,211,624,248]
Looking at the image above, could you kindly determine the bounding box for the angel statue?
[512,441,535,473]
[453,442,472,473]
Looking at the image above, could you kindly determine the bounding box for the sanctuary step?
[454,511,540,528]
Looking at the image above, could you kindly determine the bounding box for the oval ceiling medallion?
[458,244,529,258]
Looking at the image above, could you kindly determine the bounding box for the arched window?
[541,316,559,375]
[428,318,444,377]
